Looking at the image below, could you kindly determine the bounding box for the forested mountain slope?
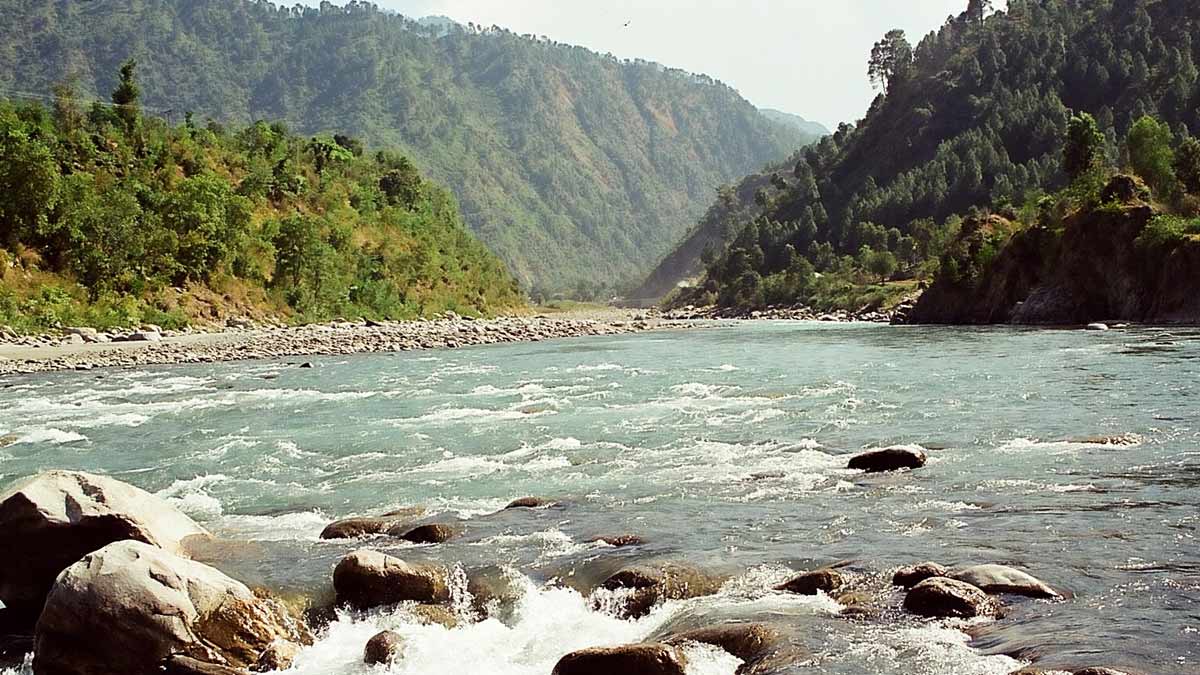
[654,0,1200,308]
[0,0,811,295]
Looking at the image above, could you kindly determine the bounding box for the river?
[1,322,1196,674]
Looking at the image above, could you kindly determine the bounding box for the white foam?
[0,653,31,675]
[13,428,88,445]
[156,474,229,521]
[842,623,1021,675]
[216,510,330,542]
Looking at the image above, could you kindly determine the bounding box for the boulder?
[589,534,645,548]
[599,563,722,619]
[774,569,844,595]
[1074,669,1133,675]
[34,541,310,675]
[892,562,949,588]
[949,564,1059,599]
[390,523,460,544]
[848,446,927,473]
[332,549,449,610]
[552,644,687,675]
[1100,174,1151,204]
[0,471,209,620]
[505,496,554,509]
[664,623,779,664]
[319,507,425,540]
[161,655,247,675]
[903,577,998,619]
[363,630,405,665]
[128,331,162,342]
[252,640,302,672]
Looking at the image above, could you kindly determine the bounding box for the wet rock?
[892,562,949,588]
[664,623,780,667]
[253,640,302,672]
[408,604,458,628]
[774,569,844,595]
[391,522,460,544]
[467,567,522,620]
[364,630,405,665]
[599,563,722,619]
[552,643,687,675]
[903,577,998,619]
[34,541,309,675]
[0,470,209,621]
[1086,323,1110,331]
[319,507,426,539]
[949,564,1059,599]
[848,446,927,473]
[333,549,449,610]
[834,591,878,618]
[505,496,553,509]
[0,434,17,448]
[1074,669,1134,675]
[161,655,247,675]
[589,534,645,548]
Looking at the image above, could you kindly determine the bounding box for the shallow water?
[1,322,1198,674]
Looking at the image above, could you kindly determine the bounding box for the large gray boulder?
[0,471,209,619]
[332,549,450,610]
[949,564,1060,599]
[34,540,310,675]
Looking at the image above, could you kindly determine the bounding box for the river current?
[1,322,1197,674]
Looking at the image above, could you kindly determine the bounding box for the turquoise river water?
[0,322,1197,674]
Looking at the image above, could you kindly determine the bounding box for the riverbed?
[1,322,1196,674]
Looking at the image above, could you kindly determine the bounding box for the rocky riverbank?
[0,312,691,375]
[661,304,900,323]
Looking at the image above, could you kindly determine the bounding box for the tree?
[860,247,897,283]
[967,0,993,25]
[1063,112,1105,181]
[111,59,140,135]
[1126,115,1177,198]
[868,30,913,92]
[1173,136,1200,195]
[0,109,61,247]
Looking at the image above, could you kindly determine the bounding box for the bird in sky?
[623,21,631,28]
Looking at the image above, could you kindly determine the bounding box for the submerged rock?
[34,541,309,675]
[0,470,209,620]
[892,562,949,588]
[774,569,844,595]
[599,562,722,619]
[848,446,927,473]
[333,549,449,610]
[505,496,554,509]
[589,534,645,548]
[253,640,302,672]
[552,643,687,675]
[364,630,405,665]
[903,577,998,619]
[391,522,460,544]
[950,564,1060,599]
[319,507,426,540]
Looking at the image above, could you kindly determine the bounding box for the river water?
[1,322,1197,674]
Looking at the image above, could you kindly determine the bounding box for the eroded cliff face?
[907,187,1200,326]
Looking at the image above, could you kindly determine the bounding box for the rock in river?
[553,643,687,675]
[599,562,722,619]
[903,577,998,619]
[319,507,426,539]
[950,564,1060,599]
[0,470,209,621]
[892,562,949,588]
[774,569,844,595]
[333,549,450,610]
[33,540,310,675]
[364,630,405,665]
[848,446,928,473]
[390,522,460,544]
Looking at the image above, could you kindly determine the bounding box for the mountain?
[649,0,1200,310]
[759,109,828,140]
[0,0,807,295]
[0,79,523,331]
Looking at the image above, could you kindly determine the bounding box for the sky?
[362,0,994,128]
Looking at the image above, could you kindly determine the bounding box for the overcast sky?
[363,0,993,128]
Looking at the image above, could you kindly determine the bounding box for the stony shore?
[661,303,905,323]
[0,311,692,375]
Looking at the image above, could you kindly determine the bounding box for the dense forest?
[658,0,1200,311]
[0,0,813,297]
[0,61,523,331]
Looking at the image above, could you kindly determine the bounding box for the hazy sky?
[365,1,991,128]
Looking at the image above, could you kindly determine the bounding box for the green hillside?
[0,62,523,332]
[0,0,811,295]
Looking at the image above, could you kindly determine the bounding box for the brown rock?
[893,562,949,588]
[848,446,927,473]
[161,655,247,675]
[252,640,302,672]
[0,471,209,621]
[552,643,687,675]
[664,623,779,663]
[363,630,405,665]
[505,496,552,509]
[1074,669,1134,675]
[34,541,309,675]
[589,534,645,547]
[774,569,844,595]
[903,577,998,619]
[319,507,426,540]
[333,550,449,610]
[391,523,460,544]
[599,563,722,619]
